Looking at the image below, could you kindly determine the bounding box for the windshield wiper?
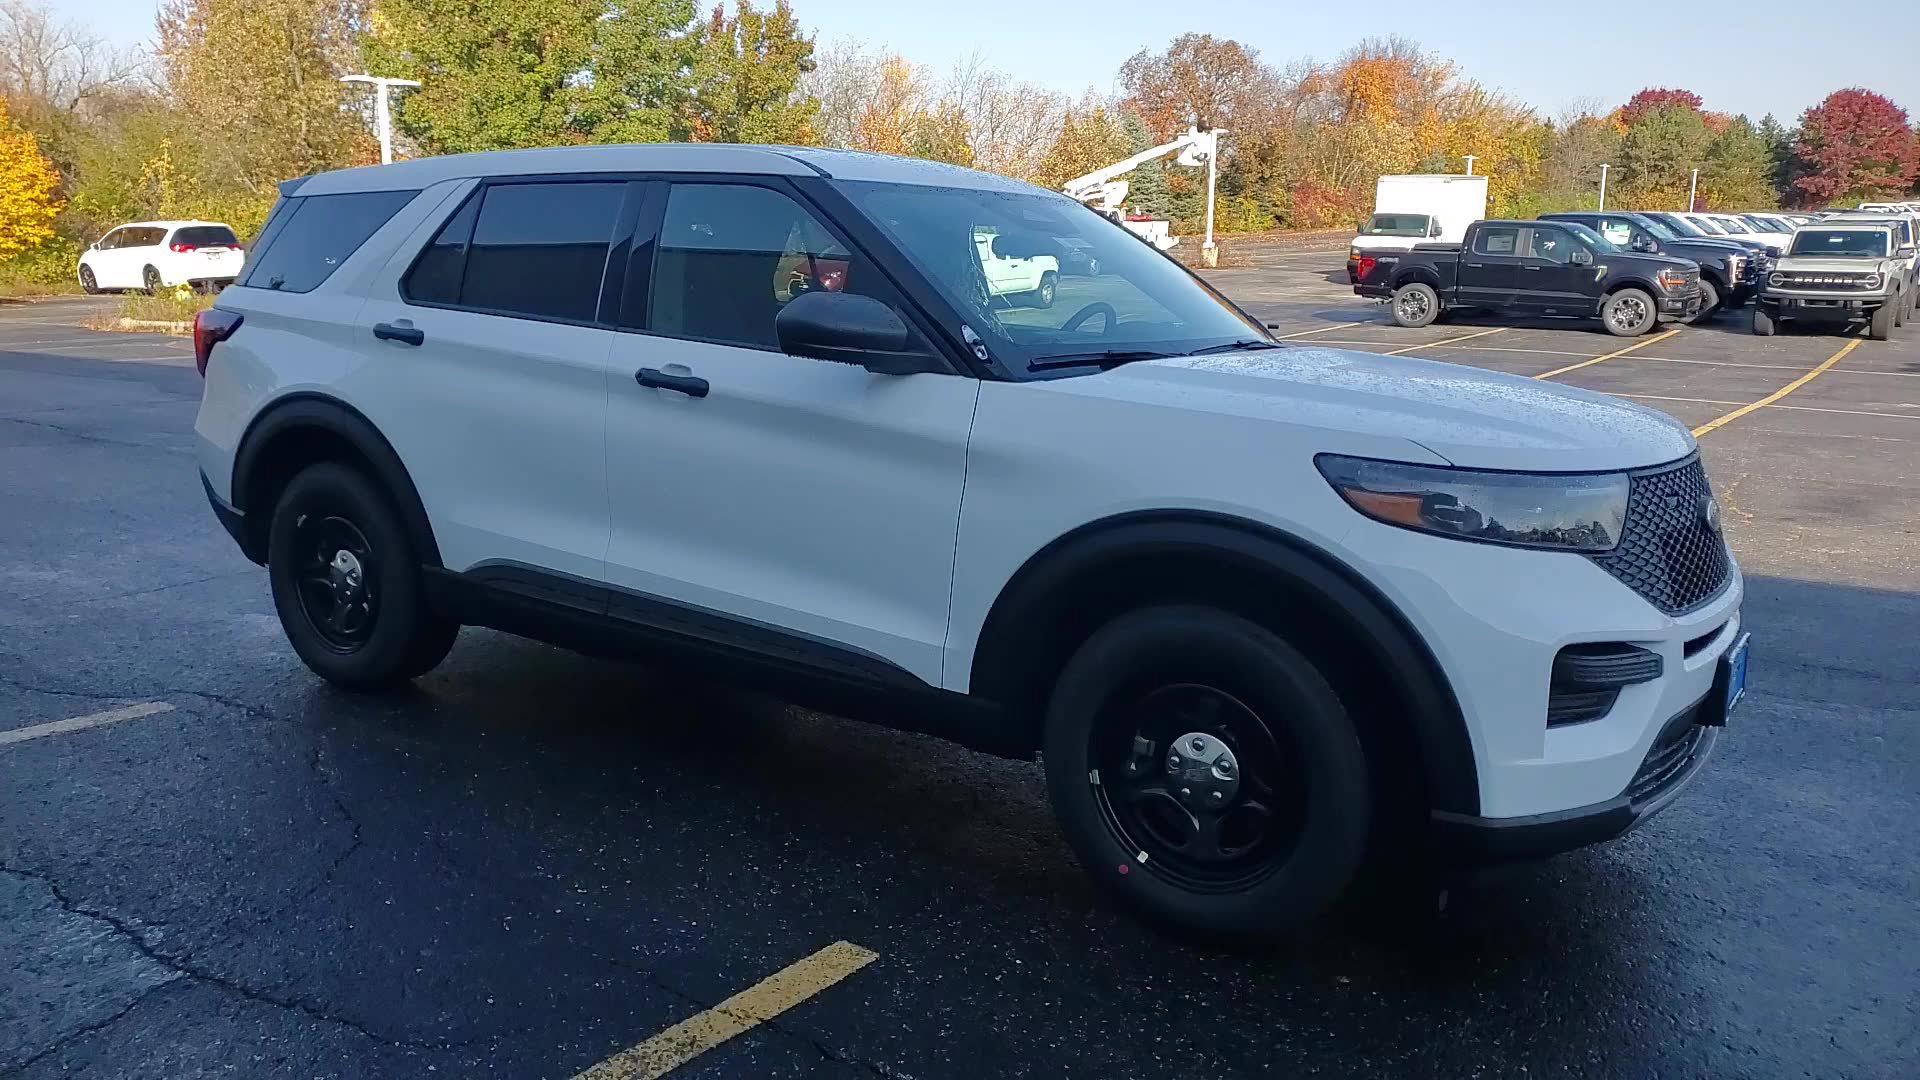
[1028,349,1178,371]
[1184,339,1284,356]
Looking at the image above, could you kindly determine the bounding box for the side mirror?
[1571,249,1594,266]
[775,292,940,376]
[1900,245,1917,258]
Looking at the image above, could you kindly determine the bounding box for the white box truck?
[1347,174,1489,281]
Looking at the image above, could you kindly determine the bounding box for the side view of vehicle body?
[1539,211,1754,320]
[193,146,1745,943]
[78,220,245,294]
[1754,223,1912,340]
[1356,218,1702,335]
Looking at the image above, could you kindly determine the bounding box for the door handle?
[635,367,709,398]
[1522,264,1543,271]
[373,322,424,346]
[1465,262,1486,268]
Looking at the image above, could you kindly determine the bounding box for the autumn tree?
[1789,88,1919,206]
[0,0,143,171]
[1616,103,1711,208]
[1118,33,1278,139]
[680,1,817,144]
[158,0,370,189]
[1620,87,1703,125]
[1541,105,1621,209]
[1030,100,1132,191]
[937,55,1060,179]
[0,94,60,260]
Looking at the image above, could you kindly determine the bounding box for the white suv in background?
[78,220,245,294]
[191,146,1748,942]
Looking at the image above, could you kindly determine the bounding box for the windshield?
[1364,213,1433,237]
[1653,214,1705,237]
[1709,216,1751,234]
[1687,216,1727,235]
[1742,216,1785,233]
[1561,222,1616,252]
[840,181,1267,372]
[1628,215,1678,242]
[1789,230,1890,257]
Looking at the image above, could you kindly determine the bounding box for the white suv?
[79,220,246,294]
[192,146,1748,941]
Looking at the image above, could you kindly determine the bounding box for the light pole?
[1688,168,1699,212]
[1462,154,1477,176]
[1196,128,1227,268]
[1598,163,1610,210]
[341,74,421,165]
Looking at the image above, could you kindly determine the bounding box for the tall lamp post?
[1688,168,1700,212]
[1462,154,1477,176]
[1598,163,1610,210]
[341,74,421,165]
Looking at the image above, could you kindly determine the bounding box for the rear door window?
[240,190,418,293]
[457,182,626,322]
[1473,226,1520,255]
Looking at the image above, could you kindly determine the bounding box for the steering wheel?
[1061,302,1118,335]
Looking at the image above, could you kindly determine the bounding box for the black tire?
[1031,271,1057,309]
[1751,304,1775,337]
[1389,282,1440,328]
[142,265,163,295]
[1685,279,1720,324]
[267,463,459,690]
[1041,605,1371,944]
[1895,291,1906,328]
[1869,301,1893,341]
[1602,288,1656,337]
[79,265,100,295]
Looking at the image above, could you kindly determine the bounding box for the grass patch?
[0,275,82,299]
[81,288,216,334]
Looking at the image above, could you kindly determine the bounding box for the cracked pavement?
[3,286,1918,1078]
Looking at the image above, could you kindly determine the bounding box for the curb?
[113,318,192,334]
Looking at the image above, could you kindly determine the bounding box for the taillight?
[1356,255,1378,279]
[171,242,197,253]
[193,308,242,377]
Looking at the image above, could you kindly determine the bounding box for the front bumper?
[1760,290,1892,318]
[1433,698,1720,862]
[1656,291,1702,320]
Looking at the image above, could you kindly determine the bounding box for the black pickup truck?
[1353,219,1702,336]
[1538,211,1759,320]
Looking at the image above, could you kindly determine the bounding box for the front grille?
[1588,456,1732,615]
[1774,272,1879,289]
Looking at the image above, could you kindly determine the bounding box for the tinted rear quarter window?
[172,225,239,248]
[241,190,417,293]
[456,182,626,322]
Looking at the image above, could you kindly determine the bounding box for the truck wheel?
[1685,280,1720,324]
[1041,605,1371,944]
[1390,282,1440,328]
[1751,305,1775,337]
[1602,288,1656,337]
[267,463,460,690]
[1869,302,1893,341]
[1029,271,1057,309]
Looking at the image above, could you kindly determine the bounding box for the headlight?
[1316,455,1628,552]
[1727,255,1745,277]
[1656,269,1689,290]
[1768,271,1786,287]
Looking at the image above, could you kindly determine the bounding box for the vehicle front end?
[1644,263,1703,322]
[1761,262,1897,324]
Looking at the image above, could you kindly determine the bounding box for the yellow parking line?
[1384,327,1505,355]
[1275,322,1360,340]
[1532,328,1680,380]
[1691,339,1864,437]
[573,942,877,1080]
[0,702,175,747]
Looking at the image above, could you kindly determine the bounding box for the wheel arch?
[967,510,1481,816]
[1391,267,1443,290]
[229,393,441,569]
[1602,277,1659,297]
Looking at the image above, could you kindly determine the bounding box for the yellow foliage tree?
[0,96,63,262]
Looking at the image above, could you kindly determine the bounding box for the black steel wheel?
[1043,605,1370,943]
[79,265,100,294]
[268,463,459,689]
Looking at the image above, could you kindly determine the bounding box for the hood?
[1609,251,1696,271]
[1773,255,1893,272]
[1664,237,1750,256]
[1104,346,1695,472]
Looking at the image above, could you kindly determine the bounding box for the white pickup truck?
[974,227,1060,308]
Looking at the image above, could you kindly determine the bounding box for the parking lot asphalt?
[3,264,1917,1080]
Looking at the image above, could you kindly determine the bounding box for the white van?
[1349,175,1489,280]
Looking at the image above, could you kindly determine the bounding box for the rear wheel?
[267,463,459,690]
[1042,606,1371,943]
[1389,282,1440,328]
[1869,302,1894,341]
[1751,304,1775,336]
[1602,288,1656,337]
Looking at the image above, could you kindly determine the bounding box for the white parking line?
[0,702,175,747]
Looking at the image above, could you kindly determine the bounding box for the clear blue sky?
[56,0,1916,126]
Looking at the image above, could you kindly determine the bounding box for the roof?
[110,220,229,230]
[1797,220,1897,231]
[288,143,1051,199]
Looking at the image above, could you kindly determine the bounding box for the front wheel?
[79,265,100,295]
[1042,606,1371,943]
[267,463,459,690]
[1869,301,1894,341]
[1389,282,1440,328]
[1602,288,1656,337]
[142,265,164,296]
[1685,280,1721,324]
[1028,271,1057,309]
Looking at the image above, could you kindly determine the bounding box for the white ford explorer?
[192,145,1748,942]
